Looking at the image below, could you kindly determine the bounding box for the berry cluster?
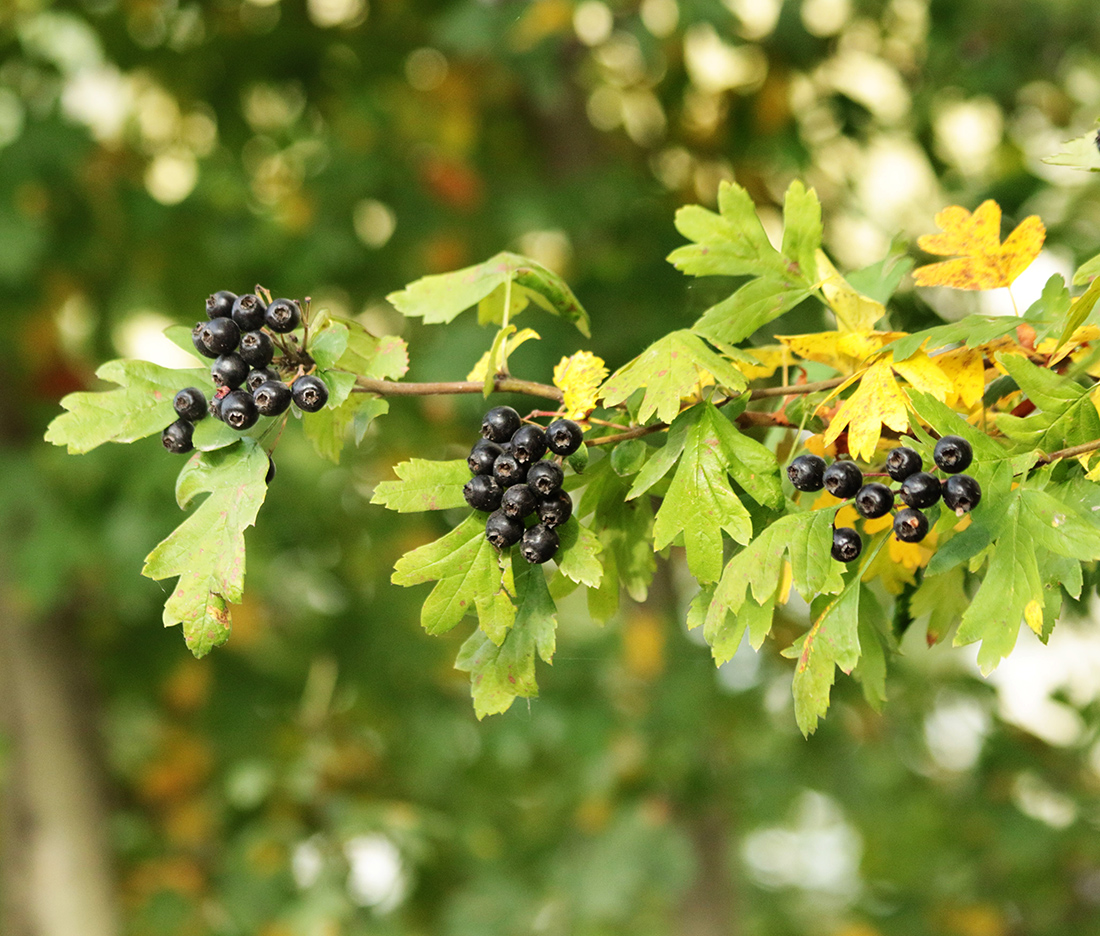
[161,290,329,457]
[787,435,981,564]
[462,406,584,564]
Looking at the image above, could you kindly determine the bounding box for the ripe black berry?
[511,424,547,465]
[464,474,503,512]
[537,490,573,528]
[485,510,524,549]
[885,446,922,482]
[501,483,537,519]
[893,508,929,543]
[900,472,941,509]
[191,323,218,359]
[211,354,249,389]
[221,389,259,431]
[232,293,267,332]
[468,440,502,476]
[942,474,981,515]
[934,435,973,473]
[247,367,279,393]
[206,290,237,319]
[162,419,194,454]
[265,298,301,333]
[854,483,893,519]
[253,379,292,416]
[526,460,564,496]
[492,452,527,487]
[823,460,863,499]
[265,456,276,485]
[200,317,241,356]
[546,418,583,456]
[173,387,207,422]
[481,406,521,443]
[788,454,826,492]
[292,375,329,413]
[520,524,560,564]
[239,330,274,368]
[831,527,862,563]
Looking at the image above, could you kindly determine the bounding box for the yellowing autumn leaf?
[815,249,886,331]
[779,331,904,373]
[822,359,909,461]
[913,200,1045,290]
[1024,599,1044,636]
[467,328,541,381]
[934,346,986,408]
[553,350,608,419]
[734,345,789,381]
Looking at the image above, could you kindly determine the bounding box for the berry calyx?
[942,474,981,515]
[265,298,301,333]
[501,483,537,519]
[201,317,241,355]
[893,508,929,543]
[511,424,547,465]
[788,454,826,491]
[221,389,259,431]
[934,435,973,473]
[900,471,941,509]
[253,380,292,416]
[464,474,503,512]
[191,323,218,359]
[173,387,207,422]
[885,446,922,482]
[485,510,524,549]
[292,375,329,412]
[211,354,249,389]
[481,406,522,443]
[468,440,502,476]
[232,293,267,332]
[492,452,526,487]
[831,527,862,563]
[247,367,279,393]
[162,419,194,454]
[537,490,573,528]
[520,524,560,564]
[854,482,893,519]
[823,460,863,499]
[546,418,583,456]
[526,460,564,496]
[206,290,237,319]
[239,330,274,368]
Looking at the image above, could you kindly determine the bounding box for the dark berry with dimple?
[173,387,207,422]
[492,452,526,487]
[221,389,259,431]
[788,454,826,492]
[886,446,922,482]
[201,317,240,355]
[265,298,301,333]
[232,293,267,332]
[206,290,237,319]
[464,474,503,512]
[265,456,276,485]
[191,323,218,359]
[162,419,194,454]
[537,490,573,528]
[485,510,524,549]
[481,406,521,443]
[831,527,862,563]
[823,460,863,498]
[526,460,564,496]
[247,367,279,393]
[893,508,929,543]
[468,440,502,476]
[900,472,941,509]
[546,418,583,456]
[292,375,328,412]
[934,435,973,473]
[239,330,274,368]
[521,524,560,564]
[942,474,981,515]
[501,484,537,519]
[855,483,893,519]
[253,379,292,416]
[511,424,547,465]
[211,354,249,389]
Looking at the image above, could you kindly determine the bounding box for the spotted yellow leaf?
[822,359,909,461]
[734,345,789,381]
[890,352,952,401]
[934,346,986,408]
[553,350,608,419]
[816,249,886,332]
[779,331,904,373]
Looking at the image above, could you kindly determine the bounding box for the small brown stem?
[749,376,847,400]
[354,376,563,402]
[1035,437,1100,465]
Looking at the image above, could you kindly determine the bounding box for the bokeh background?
[4,0,1100,934]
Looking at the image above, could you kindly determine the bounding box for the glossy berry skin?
[886,446,922,482]
[823,461,864,499]
[934,435,973,473]
[201,317,241,355]
[481,406,522,443]
[546,418,583,456]
[173,387,207,422]
[485,510,524,549]
[239,330,274,368]
[468,440,502,476]
[221,389,259,431]
[521,524,560,564]
[292,375,329,412]
[191,323,218,359]
[511,424,547,465]
[526,460,564,496]
[464,474,503,512]
[501,483,537,519]
[900,472,941,509]
[253,379,292,416]
[854,483,893,519]
[211,354,249,389]
[492,452,526,487]
[265,298,301,333]
[787,454,826,492]
[206,290,237,319]
[831,527,862,563]
[894,508,929,542]
[265,456,276,485]
[162,419,194,454]
[232,293,267,332]
[537,490,573,528]
[247,367,279,393]
[943,474,981,515]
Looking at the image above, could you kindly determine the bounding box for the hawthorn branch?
[354,376,563,402]
[1036,437,1100,465]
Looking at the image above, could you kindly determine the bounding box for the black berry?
[854,483,893,519]
[546,418,583,456]
[200,317,241,356]
[162,419,194,454]
[247,367,279,393]
[265,456,276,485]
[265,298,301,333]
[206,290,237,319]
[900,472,941,509]
[464,474,503,512]
[221,389,259,431]
[292,375,329,413]
[501,483,537,519]
[211,354,249,389]
[485,510,524,549]
[232,293,267,332]
[239,330,274,368]
[481,406,521,443]
[511,424,547,465]
[191,323,218,359]
[885,446,922,482]
[173,387,207,422]
[893,508,929,543]
[934,435,973,473]
[526,460,564,496]
[468,440,502,476]
[831,527,862,563]
[823,460,863,499]
[253,379,292,416]
[537,490,573,528]
[942,474,981,515]
[492,452,527,487]
[520,524,560,564]
[788,454,826,492]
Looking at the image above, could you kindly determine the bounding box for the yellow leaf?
[467,328,540,381]
[1036,324,1100,365]
[822,359,909,461]
[815,249,886,331]
[889,351,952,401]
[934,347,986,408]
[863,513,893,535]
[1024,599,1044,636]
[913,200,1046,290]
[835,503,858,528]
[553,350,608,419]
[734,345,789,381]
[778,561,793,605]
[801,433,836,459]
[889,526,937,570]
[779,331,904,374]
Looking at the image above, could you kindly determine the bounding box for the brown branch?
[1035,437,1100,465]
[748,376,847,399]
[354,376,563,402]
[587,409,790,447]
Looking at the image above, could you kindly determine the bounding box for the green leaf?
[554,518,603,588]
[854,605,889,713]
[610,438,648,477]
[1053,276,1100,351]
[911,565,968,645]
[692,277,814,347]
[309,321,349,370]
[703,590,775,665]
[599,331,746,426]
[313,370,357,408]
[626,408,695,499]
[371,458,470,512]
[191,415,243,452]
[709,406,783,508]
[142,441,268,658]
[884,316,1019,362]
[846,238,913,305]
[1021,275,1072,343]
[1073,251,1100,287]
[1042,124,1100,172]
[780,179,822,283]
[335,323,409,380]
[303,392,368,463]
[996,353,1100,453]
[353,397,389,445]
